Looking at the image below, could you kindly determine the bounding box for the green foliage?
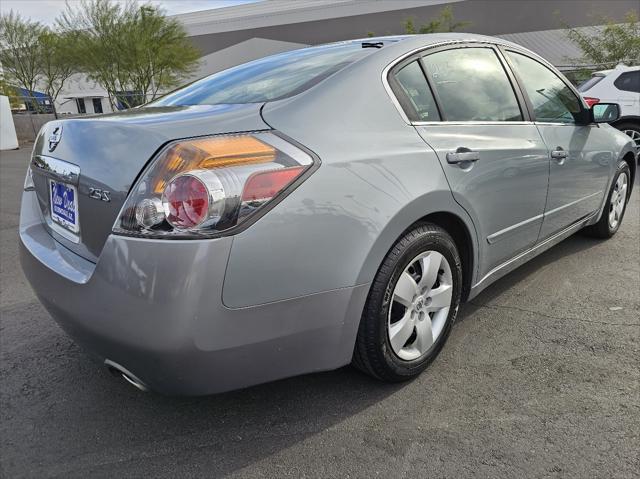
[0,11,81,110]
[130,5,201,102]
[403,6,471,34]
[57,0,200,109]
[0,74,20,108]
[566,11,640,69]
[0,11,45,105]
[38,30,79,103]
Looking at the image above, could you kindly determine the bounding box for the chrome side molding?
[470,212,597,298]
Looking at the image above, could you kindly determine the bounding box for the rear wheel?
[583,160,631,238]
[352,223,462,381]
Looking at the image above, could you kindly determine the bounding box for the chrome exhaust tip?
[105,359,149,392]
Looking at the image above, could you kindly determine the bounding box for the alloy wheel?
[623,129,640,150]
[608,172,628,230]
[388,251,453,361]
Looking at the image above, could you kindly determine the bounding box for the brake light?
[113,132,315,238]
[242,167,305,202]
[163,174,210,229]
[584,97,600,107]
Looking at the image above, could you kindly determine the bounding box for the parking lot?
[0,145,638,478]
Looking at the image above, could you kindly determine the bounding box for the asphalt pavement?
[1,145,638,478]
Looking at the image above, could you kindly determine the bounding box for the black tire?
[583,160,631,239]
[352,223,462,382]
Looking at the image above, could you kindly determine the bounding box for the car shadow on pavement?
[458,232,607,321]
[2,324,405,477]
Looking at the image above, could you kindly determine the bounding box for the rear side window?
[392,61,440,121]
[421,47,522,122]
[506,51,582,124]
[151,43,376,106]
[614,71,640,93]
[577,75,605,92]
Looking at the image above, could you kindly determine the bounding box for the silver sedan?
[20,34,636,395]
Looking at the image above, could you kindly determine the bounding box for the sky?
[0,0,261,25]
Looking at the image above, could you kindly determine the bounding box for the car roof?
[353,32,527,50]
[349,33,545,65]
[339,33,549,77]
[592,64,640,76]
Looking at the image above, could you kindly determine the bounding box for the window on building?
[76,98,86,114]
[92,98,103,114]
[421,48,522,122]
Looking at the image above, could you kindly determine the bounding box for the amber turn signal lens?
[152,136,276,193]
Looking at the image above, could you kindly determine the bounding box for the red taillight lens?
[113,132,315,238]
[242,166,304,203]
[162,175,209,229]
[584,97,600,107]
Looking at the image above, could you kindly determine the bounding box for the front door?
[395,45,550,277]
[503,50,612,239]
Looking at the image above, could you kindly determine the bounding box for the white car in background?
[578,65,640,151]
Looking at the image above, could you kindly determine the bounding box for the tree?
[566,11,640,69]
[0,12,45,110]
[0,74,20,108]
[38,30,79,107]
[57,0,200,110]
[129,5,200,102]
[404,6,471,34]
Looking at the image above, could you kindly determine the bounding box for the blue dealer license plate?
[50,180,79,233]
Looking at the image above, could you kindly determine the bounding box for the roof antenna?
[362,41,383,49]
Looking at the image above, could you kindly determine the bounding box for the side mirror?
[591,103,621,124]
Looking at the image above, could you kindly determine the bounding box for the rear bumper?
[19,192,368,395]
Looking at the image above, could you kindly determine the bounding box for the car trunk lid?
[30,103,269,262]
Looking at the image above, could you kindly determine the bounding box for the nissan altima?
[20,34,636,395]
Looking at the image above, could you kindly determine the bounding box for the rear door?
[392,44,549,277]
[503,49,613,239]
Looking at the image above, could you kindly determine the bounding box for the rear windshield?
[150,42,376,107]
[577,75,604,92]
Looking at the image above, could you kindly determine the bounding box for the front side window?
[613,71,640,93]
[392,60,440,121]
[421,47,522,122]
[506,51,583,124]
[151,43,377,106]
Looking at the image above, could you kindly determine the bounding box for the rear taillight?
[163,173,212,229]
[113,132,315,238]
[584,97,600,107]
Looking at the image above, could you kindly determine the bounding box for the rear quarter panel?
[223,46,478,308]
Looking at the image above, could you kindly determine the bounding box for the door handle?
[446,148,480,164]
[551,149,568,160]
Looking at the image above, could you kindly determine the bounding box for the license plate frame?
[49,179,79,234]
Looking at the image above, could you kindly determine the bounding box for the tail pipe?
[105,359,149,392]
